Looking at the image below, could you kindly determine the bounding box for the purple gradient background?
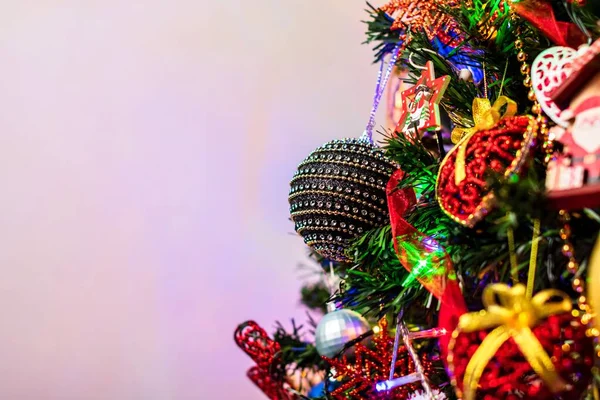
[0,1,386,398]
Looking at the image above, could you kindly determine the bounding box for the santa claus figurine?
[547,39,600,209]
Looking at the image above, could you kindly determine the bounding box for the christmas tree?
[235,1,600,399]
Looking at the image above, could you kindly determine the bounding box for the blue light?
[307,379,340,397]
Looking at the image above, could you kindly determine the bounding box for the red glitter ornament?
[449,312,594,400]
[324,319,438,400]
[436,115,536,227]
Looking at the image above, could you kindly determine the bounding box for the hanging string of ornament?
[363,41,405,142]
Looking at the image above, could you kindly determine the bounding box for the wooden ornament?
[547,39,600,209]
[395,61,450,137]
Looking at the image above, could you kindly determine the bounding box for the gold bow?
[451,96,517,184]
[456,283,572,400]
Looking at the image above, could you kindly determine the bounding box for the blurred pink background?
[0,1,386,399]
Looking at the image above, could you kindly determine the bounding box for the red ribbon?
[386,169,467,355]
[512,0,586,48]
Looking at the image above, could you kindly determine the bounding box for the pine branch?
[300,283,330,314]
[363,0,558,127]
[339,132,600,316]
[273,318,326,373]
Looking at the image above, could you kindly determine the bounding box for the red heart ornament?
[436,116,536,227]
[448,312,594,400]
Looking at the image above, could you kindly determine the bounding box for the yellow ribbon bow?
[456,283,572,400]
[451,96,517,185]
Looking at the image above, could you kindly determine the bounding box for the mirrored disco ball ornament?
[314,308,370,358]
[289,138,396,262]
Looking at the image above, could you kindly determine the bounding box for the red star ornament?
[395,61,450,137]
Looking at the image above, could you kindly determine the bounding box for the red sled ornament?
[234,321,298,400]
[546,39,600,209]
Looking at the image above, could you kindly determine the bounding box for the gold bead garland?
[558,211,594,321]
[511,14,553,160]
[513,13,594,337]
[510,15,589,330]
[446,330,461,397]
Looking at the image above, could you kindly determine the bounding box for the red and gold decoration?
[324,319,437,400]
[545,38,600,209]
[436,97,537,227]
[379,0,458,40]
[395,61,451,137]
[447,284,594,400]
[234,321,297,400]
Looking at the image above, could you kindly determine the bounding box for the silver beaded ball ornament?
[289,138,396,262]
[314,308,370,358]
